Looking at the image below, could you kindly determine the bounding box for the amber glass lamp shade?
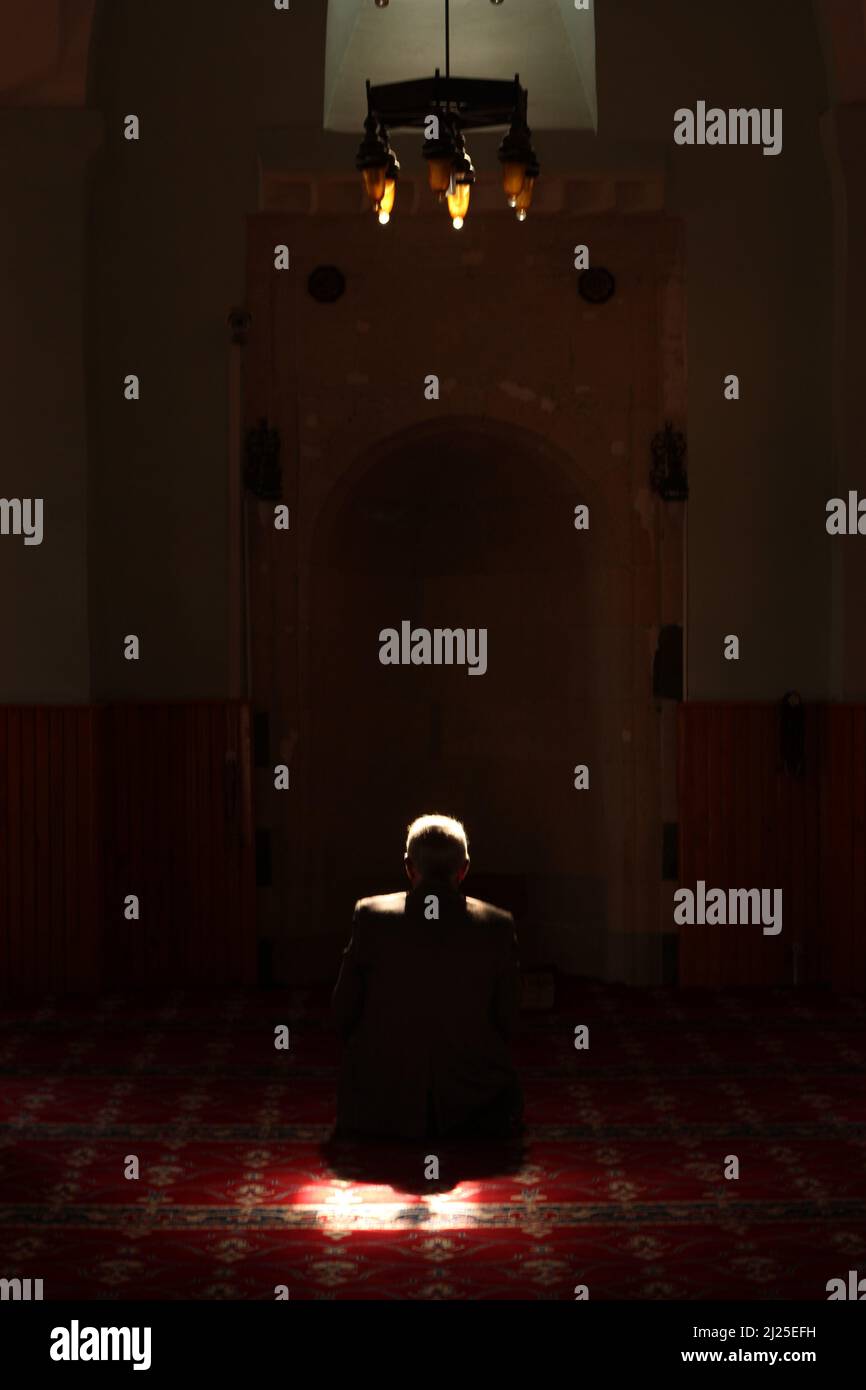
[427,157,454,195]
[361,165,388,207]
[501,160,527,202]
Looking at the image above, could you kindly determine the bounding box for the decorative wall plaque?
[578,267,616,304]
[307,266,346,303]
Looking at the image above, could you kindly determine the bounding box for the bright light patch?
[294,1179,484,1230]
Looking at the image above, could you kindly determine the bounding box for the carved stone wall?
[244,192,685,984]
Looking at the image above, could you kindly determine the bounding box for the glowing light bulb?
[376,176,396,224]
[516,208,527,222]
[446,180,471,228]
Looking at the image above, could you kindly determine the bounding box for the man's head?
[404,814,469,888]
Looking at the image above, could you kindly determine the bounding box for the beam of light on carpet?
[296,1179,485,1230]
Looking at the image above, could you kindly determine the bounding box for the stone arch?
[293,412,618,973]
[309,413,608,558]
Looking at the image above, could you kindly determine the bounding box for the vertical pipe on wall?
[227,313,251,698]
[683,505,689,701]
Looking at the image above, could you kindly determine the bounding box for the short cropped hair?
[405,814,469,880]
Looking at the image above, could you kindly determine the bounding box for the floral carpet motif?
[1,982,864,1299]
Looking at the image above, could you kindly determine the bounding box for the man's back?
[331,882,522,1140]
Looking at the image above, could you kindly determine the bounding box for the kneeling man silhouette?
[331,814,523,1141]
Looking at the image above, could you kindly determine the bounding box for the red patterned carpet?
[1,981,865,1300]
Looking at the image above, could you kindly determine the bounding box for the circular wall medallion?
[578,267,616,304]
[307,266,346,303]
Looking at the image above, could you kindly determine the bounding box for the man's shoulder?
[353,891,514,929]
[354,892,407,919]
[463,896,515,929]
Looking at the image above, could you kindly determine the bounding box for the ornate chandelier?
[355,0,540,230]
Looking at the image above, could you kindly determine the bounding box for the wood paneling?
[0,702,255,998]
[821,706,866,992]
[99,700,256,990]
[4,697,861,995]
[0,706,100,997]
[679,703,862,990]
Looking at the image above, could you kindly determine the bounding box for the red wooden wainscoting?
[0,707,101,997]
[99,701,256,991]
[820,705,866,993]
[0,702,255,998]
[678,703,866,991]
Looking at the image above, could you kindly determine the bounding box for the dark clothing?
[331,882,522,1140]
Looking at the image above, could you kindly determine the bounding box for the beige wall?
[0,0,844,704]
[82,0,833,701]
[596,0,832,699]
[817,0,866,697]
[0,108,101,702]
